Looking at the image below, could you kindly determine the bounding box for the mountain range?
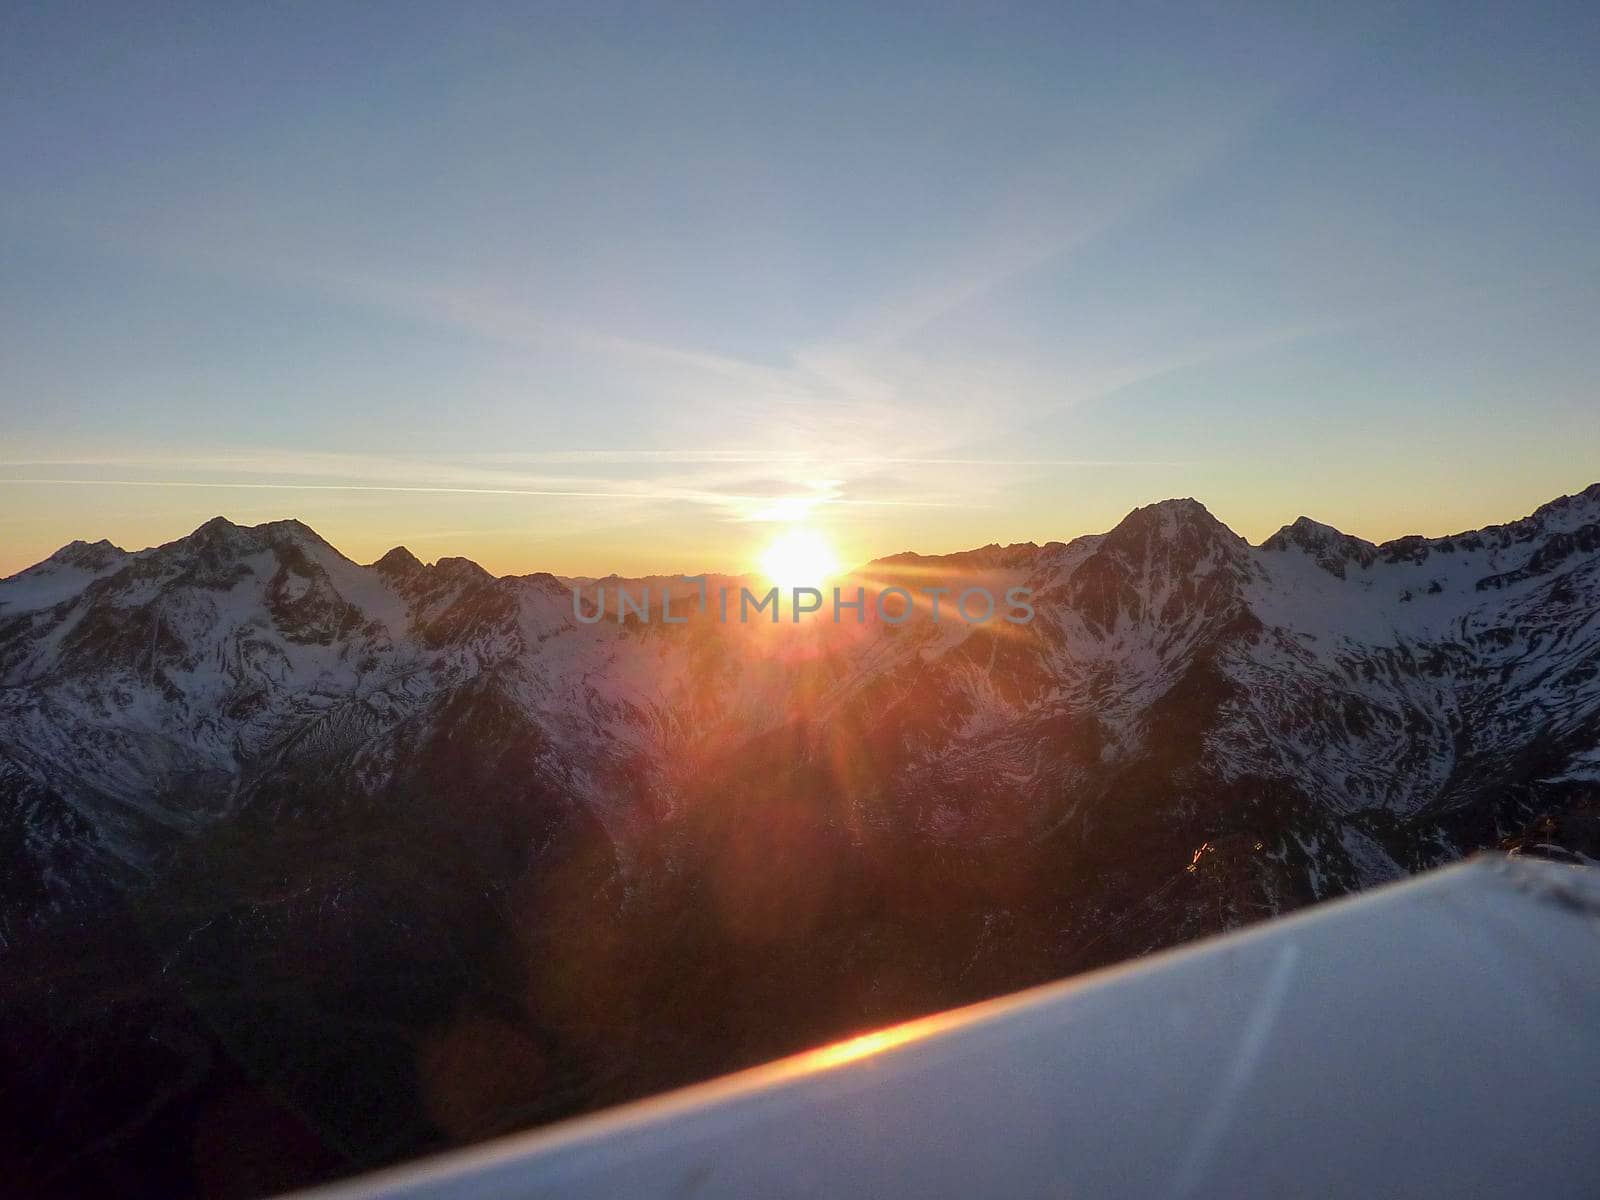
[4,484,1599,1197]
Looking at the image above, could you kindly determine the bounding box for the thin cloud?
[462,451,1191,468]
[0,477,954,510]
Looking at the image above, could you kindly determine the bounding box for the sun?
[758,527,840,590]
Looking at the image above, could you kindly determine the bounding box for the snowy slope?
[6,486,1600,1192]
[3,485,1599,932]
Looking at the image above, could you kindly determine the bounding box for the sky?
[3,1,1598,577]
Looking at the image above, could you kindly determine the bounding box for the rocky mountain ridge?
[3,483,1598,1196]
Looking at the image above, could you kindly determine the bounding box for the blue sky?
[3,1,1598,575]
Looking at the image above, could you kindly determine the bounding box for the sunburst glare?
[758,527,840,590]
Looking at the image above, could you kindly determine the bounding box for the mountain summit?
[4,487,1599,1192]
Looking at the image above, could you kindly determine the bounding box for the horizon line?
[4,481,1596,585]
